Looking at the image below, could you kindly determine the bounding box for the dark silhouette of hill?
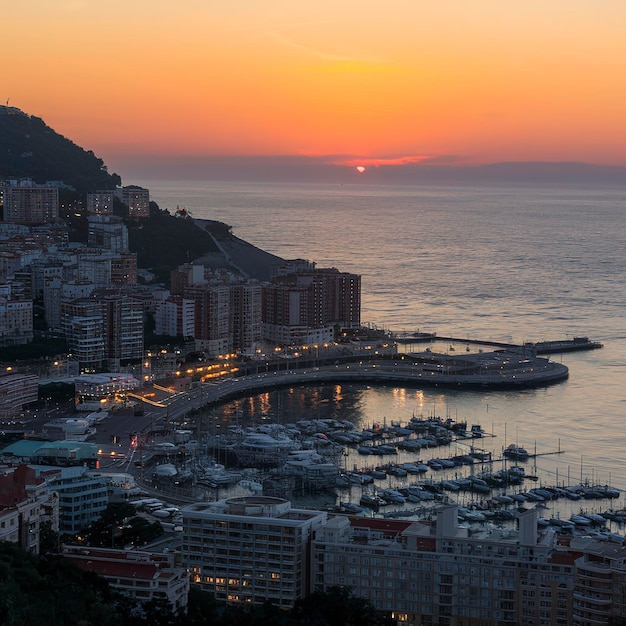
[126,209,287,285]
[193,218,286,282]
[0,105,121,192]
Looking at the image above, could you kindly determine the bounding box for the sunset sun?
[356,166,366,173]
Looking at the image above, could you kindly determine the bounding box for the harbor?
[104,397,626,542]
[50,331,619,543]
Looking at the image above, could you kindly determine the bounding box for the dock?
[394,333,603,355]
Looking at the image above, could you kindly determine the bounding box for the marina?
[119,400,626,542]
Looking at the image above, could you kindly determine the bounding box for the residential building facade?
[87,214,129,252]
[2,179,59,224]
[155,294,195,338]
[0,371,39,416]
[181,496,327,607]
[121,185,150,218]
[0,297,33,346]
[86,190,115,215]
[62,546,190,613]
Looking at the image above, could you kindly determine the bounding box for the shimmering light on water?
[147,181,626,495]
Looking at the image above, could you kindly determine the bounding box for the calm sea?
[141,179,626,497]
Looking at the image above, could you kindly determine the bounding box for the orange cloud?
[334,155,433,168]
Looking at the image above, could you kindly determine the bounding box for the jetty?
[394,333,603,355]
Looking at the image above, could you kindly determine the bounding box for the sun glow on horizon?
[5,2,626,168]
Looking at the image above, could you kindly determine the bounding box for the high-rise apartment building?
[155,294,195,338]
[100,291,144,368]
[262,267,360,345]
[311,506,576,625]
[181,496,328,607]
[121,185,150,218]
[61,299,106,371]
[1,179,59,224]
[184,283,232,357]
[61,291,143,371]
[230,282,262,355]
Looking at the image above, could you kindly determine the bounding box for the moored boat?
[503,444,529,461]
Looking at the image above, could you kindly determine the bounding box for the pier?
[393,333,603,355]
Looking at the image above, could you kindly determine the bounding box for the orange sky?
[5,1,626,171]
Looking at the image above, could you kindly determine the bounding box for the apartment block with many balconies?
[181,496,327,608]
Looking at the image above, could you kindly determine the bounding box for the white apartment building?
[181,496,328,607]
[0,297,33,346]
[46,466,108,534]
[311,506,575,625]
[155,294,195,338]
[0,464,59,554]
[0,507,20,543]
[261,322,334,347]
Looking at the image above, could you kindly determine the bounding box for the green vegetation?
[0,109,121,192]
[0,540,120,625]
[0,337,69,362]
[72,503,163,548]
[38,382,75,405]
[0,541,395,626]
[127,204,222,285]
[0,542,395,626]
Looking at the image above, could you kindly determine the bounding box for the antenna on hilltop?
[5,98,8,106]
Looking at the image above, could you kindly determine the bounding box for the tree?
[292,587,394,626]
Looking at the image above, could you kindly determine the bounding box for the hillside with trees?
[0,541,394,626]
[0,105,121,192]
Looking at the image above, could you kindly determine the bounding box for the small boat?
[470,424,483,438]
[438,458,456,468]
[493,495,515,504]
[386,466,408,477]
[360,494,385,509]
[503,444,529,461]
[402,462,429,474]
[364,469,387,480]
[582,513,606,525]
[378,489,406,504]
[510,493,527,503]
[563,489,582,501]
